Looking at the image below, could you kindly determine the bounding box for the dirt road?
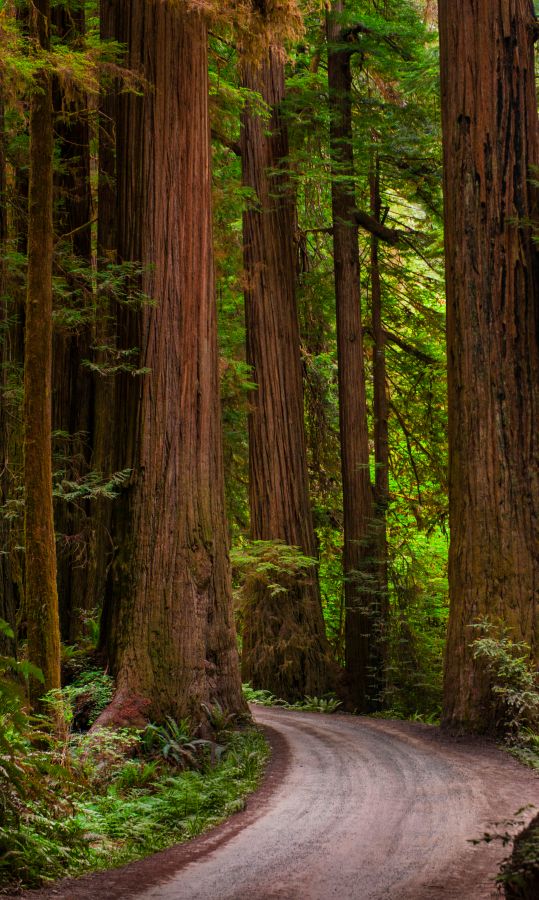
[23,707,539,899]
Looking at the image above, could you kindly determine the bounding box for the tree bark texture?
[327,1,378,710]
[0,96,18,655]
[439,0,539,730]
[52,3,95,642]
[98,0,245,726]
[24,0,62,702]
[88,0,119,628]
[370,162,389,678]
[240,44,333,701]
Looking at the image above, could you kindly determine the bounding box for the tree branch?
[352,208,415,244]
[302,213,423,246]
[340,23,413,61]
[364,326,440,366]
[211,128,241,157]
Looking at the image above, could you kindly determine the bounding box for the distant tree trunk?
[439,0,539,731]
[327,0,378,711]
[240,43,332,701]
[370,160,389,681]
[52,2,94,642]
[0,96,17,654]
[0,92,26,657]
[24,0,62,703]
[89,0,118,631]
[97,0,245,727]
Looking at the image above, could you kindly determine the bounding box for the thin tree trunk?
[0,96,17,655]
[0,82,26,657]
[52,2,94,642]
[439,0,539,731]
[97,0,245,727]
[24,0,61,703]
[327,0,377,711]
[370,160,389,683]
[89,0,118,635]
[240,43,332,701]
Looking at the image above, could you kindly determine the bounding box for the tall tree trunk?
[327,1,378,710]
[97,0,245,727]
[0,84,26,657]
[0,96,17,654]
[52,2,94,642]
[24,0,62,703]
[370,160,389,682]
[240,44,332,701]
[89,0,118,634]
[439,0,539,731]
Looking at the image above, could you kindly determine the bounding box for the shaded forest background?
[0,0,537,738]
[1,0,539,889]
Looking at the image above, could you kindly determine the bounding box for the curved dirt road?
[22,707,539,900]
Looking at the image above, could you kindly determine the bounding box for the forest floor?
[10,706,539,900]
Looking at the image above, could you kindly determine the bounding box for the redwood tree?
[327,0,378,710]
[370,160,389,678]
[24,0,62,703]
[240,33,332,701]
[98,0,245,726]
[439,0,539,730]
[88,0,118,624]
[0,95,17,656]
[52,2,94,642]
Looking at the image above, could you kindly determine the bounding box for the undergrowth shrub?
[470,619,539,753]
[231,539,317,634]
[242,682,341,713]
[383,530,448,720]
[0,639,269,894]
[60,669,115,730]
[75,729,269,864]
[142,716,219,770]
[0,622,90,888]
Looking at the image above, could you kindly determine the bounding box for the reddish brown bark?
[51,3,95,642]
[327,1,378,710]
[98,0,245,726]
[87,0,119,628]
[370,162,389,678]
[240,43,332,701]
[24,0,62,703]
[439,0,539,730]
[0,96,17,655]
[0,93,26,657]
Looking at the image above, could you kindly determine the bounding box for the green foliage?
[383,528,448,718]
[69,727,142,789]
[74,728,269,866]
[242,683,289,706]
[0,637,90,888]
[59,669,115,729]
[231,539,318,601]
[498,810,539,897]
[53,468,132,503]
[288,695,342,714]
[470,807,539,897]
[242,682,341,714]
[470,620,539,746]
[0,664,269,892]
[142,716,217,771]
[201,701,242,741]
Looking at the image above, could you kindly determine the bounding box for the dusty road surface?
[20,707,539,900]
